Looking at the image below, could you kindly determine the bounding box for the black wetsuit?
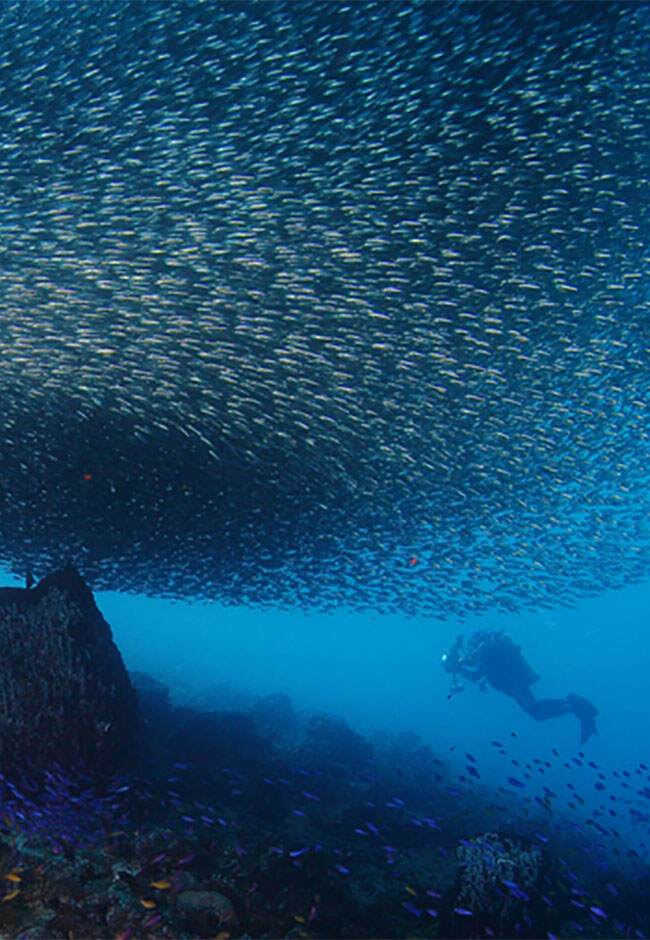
[450,631,598,742]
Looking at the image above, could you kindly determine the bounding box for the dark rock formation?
[0,566,138,777]
[176,890,238,934]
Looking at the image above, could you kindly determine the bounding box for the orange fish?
[2,889,19,902]
[4,872,22,883]
[149,880,171,890]
[140,899,156,909]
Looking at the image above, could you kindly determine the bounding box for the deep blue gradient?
[102,578,650,791]
[6,563,644,852]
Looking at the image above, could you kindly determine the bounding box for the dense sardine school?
[0,1,647,616]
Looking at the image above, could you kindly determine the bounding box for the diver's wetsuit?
[447,631,598,743]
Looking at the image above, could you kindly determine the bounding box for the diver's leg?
[567,694,599,743]
[512,688,572,721]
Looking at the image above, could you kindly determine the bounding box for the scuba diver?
[442,631,598,744]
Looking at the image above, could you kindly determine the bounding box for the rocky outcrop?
[0,566,138,777]
[176,890,238,934]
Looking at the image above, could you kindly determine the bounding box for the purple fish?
[335,864,349,875]
[454,907,473,916]
[402,901,422,917]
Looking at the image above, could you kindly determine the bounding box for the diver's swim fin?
[567,693,599,744]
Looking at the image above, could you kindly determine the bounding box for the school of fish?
[0,1,647,616]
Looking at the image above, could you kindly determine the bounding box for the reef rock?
[0,566,138,776]
[176,890,238,934]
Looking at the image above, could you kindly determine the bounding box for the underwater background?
[0,0,648,937]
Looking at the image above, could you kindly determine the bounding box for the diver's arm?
[456,662,483,682]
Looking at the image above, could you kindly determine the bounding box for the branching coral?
[456,831,541,914]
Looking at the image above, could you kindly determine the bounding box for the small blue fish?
[402,901,421,917]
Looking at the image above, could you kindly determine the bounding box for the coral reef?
[456,831,542,915]
[0,684,645,939]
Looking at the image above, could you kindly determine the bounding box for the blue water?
[103,578,650,856]
[0,1,647,933]
[4,562,645,854]
[97,579,647,781]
